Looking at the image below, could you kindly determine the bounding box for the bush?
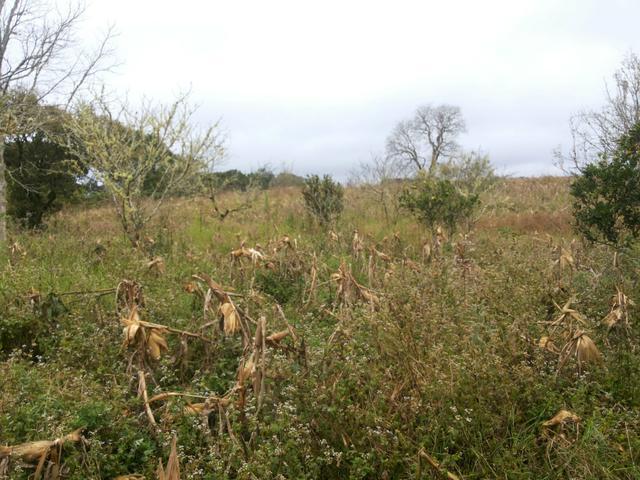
[571,123,640,246]
[302,174,344,225]
[400,173,479,233]
[437,150,498,198]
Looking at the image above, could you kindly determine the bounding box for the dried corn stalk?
[553,246,575,272]
[9,241,26,258]
[277,235,295,250]
[422,241,432,262]
[116,279,145,314]
[0,429,83,480]
[548,298,587,332]
[138,370,157,426]
[304,253,318,305]
[541,409,581,445]
[434,226,446,253]
[193,274,245,337]
[147,257,166,275]
[121,306,169,361]
[352,230,364,258]
[218,302,241,335]
[417,448,461,480]
[331,261,380,308]
[602,287,634,330]
[156,436,180,480]
[557,330,603,373]
[538,336,559,354]
[371,247,391,263]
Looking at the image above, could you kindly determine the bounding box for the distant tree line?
[202,168,305,192]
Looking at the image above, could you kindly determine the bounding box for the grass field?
[1,176,639,479]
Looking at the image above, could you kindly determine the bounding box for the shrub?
[302,174,344,225]
[400,172,480,233]
[437,150,498,198]
[571,123,640,246]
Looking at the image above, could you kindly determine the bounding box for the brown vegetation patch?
[477,210,573,234]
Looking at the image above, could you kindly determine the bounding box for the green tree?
[571,122,640,246]
[5,131,81,228]
[302,174,344,226]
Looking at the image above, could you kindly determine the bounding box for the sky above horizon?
[78,0,640,179]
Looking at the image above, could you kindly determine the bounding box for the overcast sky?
[78,0,640,178]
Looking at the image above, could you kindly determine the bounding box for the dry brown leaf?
[121,306,142,347]
[538,336,558,353]
[147,329,169,361]
[218,302,241,335]
[266,330,290,344]
[0,428,83,475]
[542,409,580,429]
[184,403,206,415]
[575,334,602,364]
[558,330,603,373]
[231,246,264,263]
[147,257,166,274]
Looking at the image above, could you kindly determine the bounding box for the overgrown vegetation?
[1,176,639,479]
[1,7,639,478]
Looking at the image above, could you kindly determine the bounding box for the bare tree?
[0,0,114,242]
[386,104,466,175]
[559,51,640,170]
[349,154,403,225]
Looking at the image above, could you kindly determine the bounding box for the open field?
[1,176,639,479]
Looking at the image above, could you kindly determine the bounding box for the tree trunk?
[428,151,438,176]
[0,138,6,243]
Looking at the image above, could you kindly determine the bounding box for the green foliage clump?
[400,173,479,232]
[571,123,640,246]
[302,174,344,225]
[5,133,79,228]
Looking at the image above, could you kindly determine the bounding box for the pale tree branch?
[558,51,640,171]
[61,92,224,248]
